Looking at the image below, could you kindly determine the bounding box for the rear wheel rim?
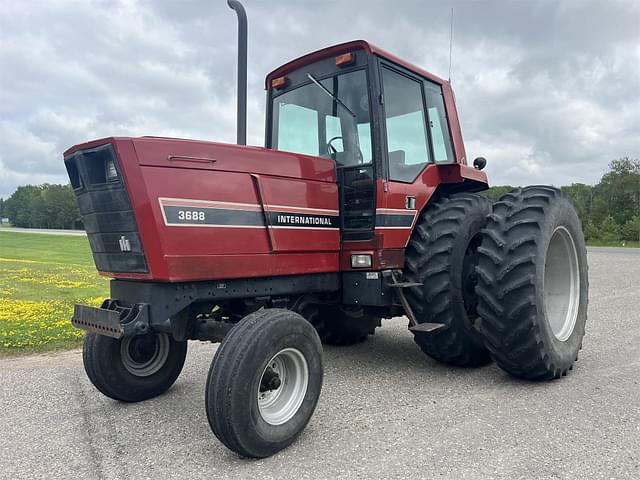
[258,348,309,426]
[121,333,170,377]
[544,226,580,341]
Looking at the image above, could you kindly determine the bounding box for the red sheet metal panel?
[92,137,340,282]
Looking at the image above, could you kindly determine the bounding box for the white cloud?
[0,0,639,197]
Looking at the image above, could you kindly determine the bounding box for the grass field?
[0,231,108,355]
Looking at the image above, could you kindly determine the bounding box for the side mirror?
[473,157,487,170]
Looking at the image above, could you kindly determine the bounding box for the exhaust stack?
[227,0,247,145]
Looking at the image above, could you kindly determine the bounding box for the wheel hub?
[120,333,170,377]
[260,367,282,392]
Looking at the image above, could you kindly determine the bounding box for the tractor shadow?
[319,319,542,389]
[124,322,557,466]
[322,320,478,377]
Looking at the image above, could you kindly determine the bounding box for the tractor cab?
[265,41,488,270]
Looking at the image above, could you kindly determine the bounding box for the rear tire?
[83,332,187,402]
[404,192,492,367]
[295,298,380,346]
[476,186,588,380]
[206,309,323,458]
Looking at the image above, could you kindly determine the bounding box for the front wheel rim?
[258,348,309,426]
[544,226,580,341]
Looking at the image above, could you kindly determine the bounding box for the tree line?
[0,157,638,240]
[1,184,81,229]
[482,157,640,243]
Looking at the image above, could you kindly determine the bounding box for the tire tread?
[404,192,492,367]
[476,186,587,380]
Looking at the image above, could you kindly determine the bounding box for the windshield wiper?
[306,74,356,118]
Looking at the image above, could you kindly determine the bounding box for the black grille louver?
[64,144,148,273]
[339,165,375,240]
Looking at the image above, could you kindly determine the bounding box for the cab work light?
[271,76,288,89]
[335,52,355,67]
[351,254,372,268]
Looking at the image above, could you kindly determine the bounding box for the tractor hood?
[63,136,340,282]
[64,137,337,183]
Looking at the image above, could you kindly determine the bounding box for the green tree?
[3,185,42,227]
[561,183,593,225]
[29,184,48,228]
[591,157,639,227]
[598,216,621,242]
[481,185,514,202]
[620,216,640,242]
[42,184,80,229]
[3,184,80,229]
[582,219,598,241]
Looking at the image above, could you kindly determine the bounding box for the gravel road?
[1,248,639,480]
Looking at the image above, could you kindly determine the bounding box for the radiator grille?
[64,144,148,273]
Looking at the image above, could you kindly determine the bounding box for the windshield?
[270,69,372,167]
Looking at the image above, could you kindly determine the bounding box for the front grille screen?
[64,144,148,273]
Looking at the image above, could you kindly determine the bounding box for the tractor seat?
[388,150,424,181]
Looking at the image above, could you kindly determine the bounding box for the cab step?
[388,271,423,327]
[409,322,447,333]
[388,282,423,289]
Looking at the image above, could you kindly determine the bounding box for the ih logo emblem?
[119,235,131,252]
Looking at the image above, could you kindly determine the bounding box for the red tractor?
[64,2,588,458]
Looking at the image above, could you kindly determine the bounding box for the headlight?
[351,254,372,268]
[105,160,118,181]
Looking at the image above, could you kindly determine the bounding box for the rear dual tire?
[404,193,492,367]
[476,186,588,380]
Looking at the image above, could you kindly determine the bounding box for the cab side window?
[276,103,319,157]
[424,81,454,164]
[382,67,431,183]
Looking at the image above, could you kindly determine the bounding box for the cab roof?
[265,39,447,89]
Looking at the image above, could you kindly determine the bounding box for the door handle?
[405,196,416,210]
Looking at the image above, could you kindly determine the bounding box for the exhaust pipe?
[227,0,247,146]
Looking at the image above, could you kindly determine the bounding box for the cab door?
[316,71,377,243]
[376,64,456,250]
[324,112,377,242]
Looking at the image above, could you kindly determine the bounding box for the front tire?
[83,332,187,402]
[476,186,589,380]
[206,309,323,458]
[404,192,492,366]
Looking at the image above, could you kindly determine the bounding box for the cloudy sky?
[1,0,638,198]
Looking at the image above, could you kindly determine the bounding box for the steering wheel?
[326,136,343,156]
